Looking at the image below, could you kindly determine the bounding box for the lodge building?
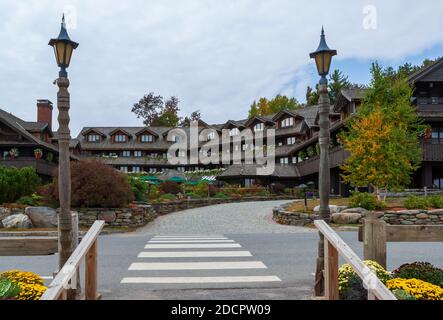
[2,57,443,191]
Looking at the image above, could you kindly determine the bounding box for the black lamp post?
[49,15,79,271]
[297,184,309,212]
[310,27,336,297]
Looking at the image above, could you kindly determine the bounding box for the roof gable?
[82,128,106,137]
[109,128,132,137]
[409,57,443,84]
[272,110,304,122]
[135,128,159,137]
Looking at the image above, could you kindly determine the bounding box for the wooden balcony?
[422,139,443,161]
[0,157,57,176]
[295,147,350,177]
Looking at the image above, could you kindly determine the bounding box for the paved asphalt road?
[1,201,442,300]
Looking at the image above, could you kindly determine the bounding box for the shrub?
[214,192,229,199]
[194,182,211,198]
[52,160,134,208]
[392,262,443,288]
[271,183,286,195]
[147,185,161,200]
[158,193,177,202]
[403,196,429,210]
[16,194,42,206]
[128,176,148,202]
[258,189,271,197]
[338,260,391,300]
[159,181,182,195]
[349,191,386,211]
[387,278,443,300]
[0,166,41,204]
[0,277,21,300]
[427,195,443,209]
[0,270,46,300]
[391,289,416,300]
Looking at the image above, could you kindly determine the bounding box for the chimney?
[37,100,53,131]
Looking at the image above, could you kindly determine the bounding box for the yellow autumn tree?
[340,63,425,198]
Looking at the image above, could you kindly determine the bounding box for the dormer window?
[115,134,127,143]
[87,134,100,142]
[287,137,296,145]
[141,134,154,143]
[229,128,239,137]
[254,123,264,132]
[281,117,294,128]
[207,132,216,141]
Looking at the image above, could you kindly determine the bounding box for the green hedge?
[0,166,41,204]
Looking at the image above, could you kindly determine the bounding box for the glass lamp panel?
[322,52,332,75]
[52,45,61,66]
[64,43,73,66]
[55,42,66,66]
[315,54,324,75]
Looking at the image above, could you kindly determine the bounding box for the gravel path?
[138,200,314,235]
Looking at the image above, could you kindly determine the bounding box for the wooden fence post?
[85,240,97,300]
[363,212,387,268]
[324,239,339,300]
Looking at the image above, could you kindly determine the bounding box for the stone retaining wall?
[1,196,294,229]
[273,202,443,227]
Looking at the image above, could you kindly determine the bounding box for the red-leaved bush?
[51,160,134,208]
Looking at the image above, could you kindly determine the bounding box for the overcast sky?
[1,0,443,135]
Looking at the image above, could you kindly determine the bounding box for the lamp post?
[309,27,336,296]
[49,15,79,270]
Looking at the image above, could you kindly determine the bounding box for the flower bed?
[0,270,47,300]
[338,260,443,300]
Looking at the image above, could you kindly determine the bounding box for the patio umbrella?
[140,176,162,183]
[167,176,187,183]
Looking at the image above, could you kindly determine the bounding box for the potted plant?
[9,148,19,160]
[46,152,54,163]
[34,148,43,160]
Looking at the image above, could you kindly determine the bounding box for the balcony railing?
[0,157,57,176]
[295,147,350,176]
[422,139,443,161]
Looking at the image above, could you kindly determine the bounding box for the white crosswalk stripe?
[121,235,282,286]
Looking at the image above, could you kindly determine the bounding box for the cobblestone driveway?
[138,200,314,234]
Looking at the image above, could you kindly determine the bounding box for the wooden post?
[85,240,97,300]
[324,239,339,300]
[67,213,80,300]
[363,212,387,268]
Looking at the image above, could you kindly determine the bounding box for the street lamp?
[310,27,336,297]
[296,184,309,212]
[49,14,78,271]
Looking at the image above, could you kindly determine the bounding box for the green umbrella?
[140,176,162,182]
[167,176,187,183]
[185,180,199,186]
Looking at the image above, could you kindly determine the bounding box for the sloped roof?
[408,57,443,84]
[217,164,300,179]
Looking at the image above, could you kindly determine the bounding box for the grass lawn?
[287,197,407,213]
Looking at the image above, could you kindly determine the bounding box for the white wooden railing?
[40,221,105,300]
[315,220,397,300]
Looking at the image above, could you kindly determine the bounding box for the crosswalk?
[120,235,282,286]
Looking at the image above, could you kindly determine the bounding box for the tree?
[306,85,319,106]
[247,94,300,117]
[131,93,181,127]
[180,110,202,126]
[340,62,426,199]
[328,69,351,104]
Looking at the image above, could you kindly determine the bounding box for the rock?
[400,220,414,225]
[397,210,420,215]
[314,205,346,214]
[331,212,363,224]
[25,207,57,228]
[2,214,32,229]
[416,213,429,219]
[98,212,116,223]
[340,207,369,216]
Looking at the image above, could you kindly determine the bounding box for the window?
[132,166,141,173]
[134,151,142,157]
[115,134,127,142]
[122,151,131,157]
[292,157,297,164]
[431,97,439,105]
[177,167,185,172]
[245,178,256,187]
[120,166,128,173]
[229,128,239,137]
[87,134,100,142]
[254,123,264,132]
[149,168,157,173]
[287,137,296,145]
[141,135,153,143]
[432,128,443,143]
[280,157,289,165]
[207,132,216,141]
[281,117,294,128]
[242,144,248,151]
[170,135,180,142]
[150,153,158,158]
